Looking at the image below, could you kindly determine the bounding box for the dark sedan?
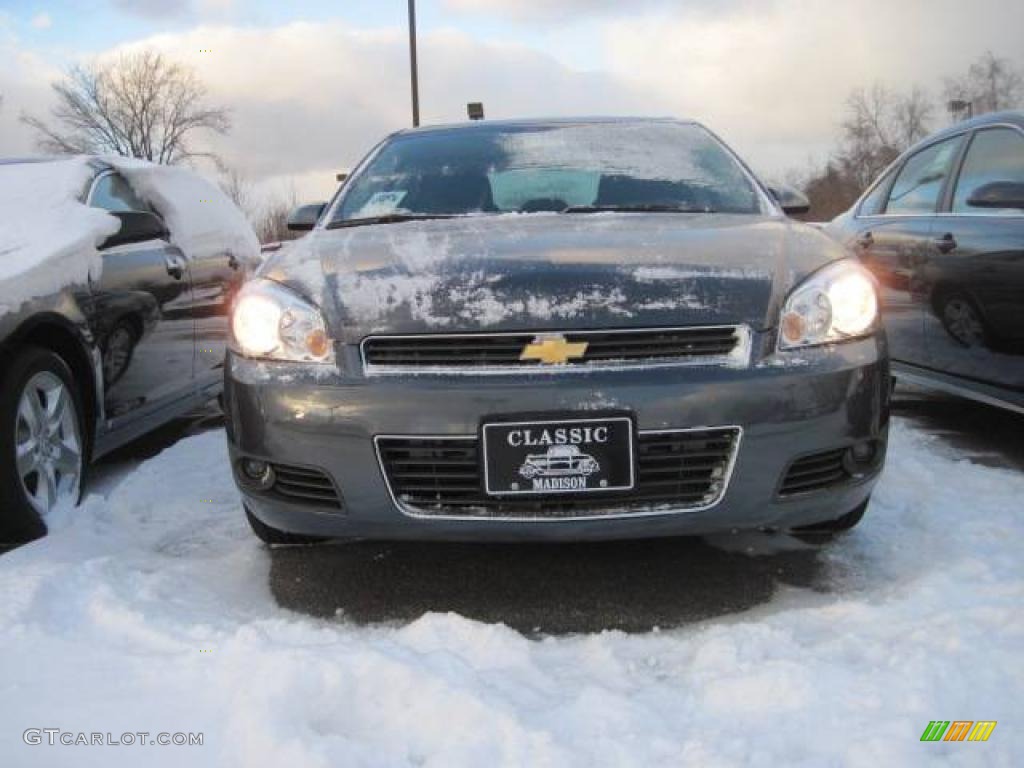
[225,117,890,545]
[827,111,1024,413]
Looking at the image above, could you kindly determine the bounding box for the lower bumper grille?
[778,448,850,496]
[376,428,741,519]
[269,462,343,509]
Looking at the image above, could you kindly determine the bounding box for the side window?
[89,173,149,213]
[952,127,1024,214]
[858,167,895,216]
[885,136,963,215]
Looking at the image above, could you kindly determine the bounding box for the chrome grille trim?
[374,426,743,522]
[360,325,751,375]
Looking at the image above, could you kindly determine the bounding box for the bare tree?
[835,82,933,191]
[21,49,229,164]
[219,165,256,221]
[255,189,301,244]
[944,51,1024,117]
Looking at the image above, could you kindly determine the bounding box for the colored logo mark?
[920,721,996,742]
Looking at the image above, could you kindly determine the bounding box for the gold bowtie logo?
[520,335,589,365]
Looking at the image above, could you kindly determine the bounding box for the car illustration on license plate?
[482,416,635,495]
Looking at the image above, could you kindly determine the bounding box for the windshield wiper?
[325,212,460,229]
[561,204,716,214]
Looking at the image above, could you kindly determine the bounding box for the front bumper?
[224,335,889,541]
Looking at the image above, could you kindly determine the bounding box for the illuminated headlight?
[778,260,878,349]
[231,278,333,363]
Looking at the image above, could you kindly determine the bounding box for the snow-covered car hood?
[262,213,850,342]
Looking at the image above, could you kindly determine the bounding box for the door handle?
[165,255,186,280]
[855,232,874,249]
[933,233,957,253]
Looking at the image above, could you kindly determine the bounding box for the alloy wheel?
[14,371,82,516]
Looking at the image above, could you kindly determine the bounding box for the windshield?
[331,121,764,224]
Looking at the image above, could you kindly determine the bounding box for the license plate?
[481,416,635,496]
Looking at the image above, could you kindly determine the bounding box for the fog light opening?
[843,440,879,476]
[240,458,275,490]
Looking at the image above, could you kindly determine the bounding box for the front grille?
[375,428,740,519]
[778,448,850,496]
[269,462,343,509]
[361,326,747,372]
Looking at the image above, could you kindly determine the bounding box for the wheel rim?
[943,298,985,346]
[14,371,82,517]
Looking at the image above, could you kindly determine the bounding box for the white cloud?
[5,2,1023,203]
[96,22,664,201]
[603,0,1024,177]
[30,12,52,29]
[443,0,675,22]
[111,0,234,20]
[0,30,62,157]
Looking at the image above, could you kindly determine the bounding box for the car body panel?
[827,111,1024,410]
[226,335,889,540]
[262,213,851,342]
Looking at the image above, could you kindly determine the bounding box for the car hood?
[262,213,849,343]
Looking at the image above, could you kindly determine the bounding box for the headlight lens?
[779,260,878,349]
[231,278,333,363]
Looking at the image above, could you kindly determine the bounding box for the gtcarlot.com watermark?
[23,729,203,747]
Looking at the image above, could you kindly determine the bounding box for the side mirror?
[101,210,168,249]
[287,202,327,231]
[966,181,1024,210]
[768,184,811,216]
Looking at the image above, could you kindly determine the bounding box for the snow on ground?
[1,419,1022,767]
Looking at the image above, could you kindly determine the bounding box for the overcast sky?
[2,0,1022,203]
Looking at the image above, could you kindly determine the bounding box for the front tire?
[0,346,86,545]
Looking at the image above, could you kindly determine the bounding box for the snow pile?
[0,158,118,316]
[0,156,258,319]
[109,157,259,266]
[0,419,1022,766]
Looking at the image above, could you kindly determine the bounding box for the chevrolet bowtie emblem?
[520,335,589,365]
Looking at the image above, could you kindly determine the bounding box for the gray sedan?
[225,117,889,544]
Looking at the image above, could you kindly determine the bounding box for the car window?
[89,172,149,213]
[885,136,963,215]
[858,167,896,216]
[952,127,1024,214]
[334,121,763,221]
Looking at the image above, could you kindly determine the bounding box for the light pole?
[408,0,420,127]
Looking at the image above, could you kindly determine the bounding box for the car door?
[922,125,1024,390]
[87,171,196,421]
[842,134,966,370]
